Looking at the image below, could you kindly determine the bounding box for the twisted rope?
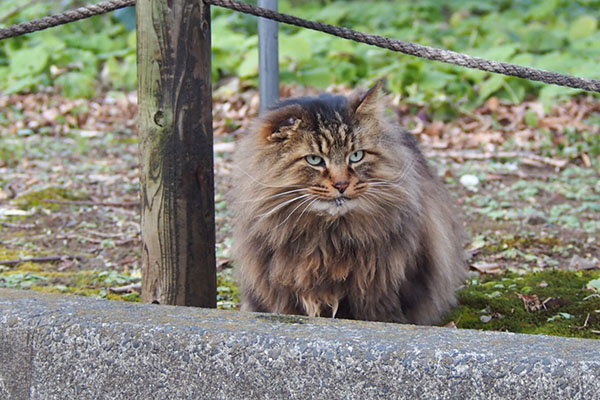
[0,0,135,40]
[1,0,599,94]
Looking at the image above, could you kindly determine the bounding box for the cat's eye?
[349,150,364,163]
[306,155,324,166]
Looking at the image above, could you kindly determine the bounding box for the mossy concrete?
[1,288,600,399]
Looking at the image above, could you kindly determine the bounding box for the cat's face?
[271,113,373,216]
[247,82,411,219]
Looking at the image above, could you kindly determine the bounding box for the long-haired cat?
[230,82,466,325]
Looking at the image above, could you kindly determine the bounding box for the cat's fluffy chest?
[267,224,404,318]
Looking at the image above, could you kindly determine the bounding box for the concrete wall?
[1,288,599,399]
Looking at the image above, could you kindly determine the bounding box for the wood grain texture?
[137,0,216,307]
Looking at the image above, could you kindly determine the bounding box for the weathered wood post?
[258,0,279,113]
[136,0,216,307]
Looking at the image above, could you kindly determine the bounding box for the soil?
[1,84,599,335]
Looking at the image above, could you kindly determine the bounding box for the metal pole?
[258,0,279,114]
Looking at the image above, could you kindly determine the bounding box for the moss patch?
[0,247,40,273]
[0,247,29,261]
[15,186,88,210]
[443,269,600,339]
[0,268,141,302]
[217,267,240,310]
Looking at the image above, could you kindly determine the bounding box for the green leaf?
[315,3,349,25]
[298,67,333,88]
[478,75,505,102]
[38,35,67,53]
[3,75,46,94]
[127,30,137,49]
[52,49,99,77]
[528,0,559,19]
[569,16,597,40]
[212,29,246,52]
[55,72,97,98]
[420,70,455,91]
[534,52,576,72]
[279,35,312,63]
[9,47,49,78]
[472,44,519,63]
[587,279,600,292]
[237,48,258,78]
[538,85,582,105]
[524,110,538,127]
[510,53,534,67]
[332,60,357,83]
[103,56,136,90]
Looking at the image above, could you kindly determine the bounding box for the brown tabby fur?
[230,82,467,325]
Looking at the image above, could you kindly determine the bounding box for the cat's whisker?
[368,160,416,187]
[275,195,318,229]
[357,192,381,213]
[394,163,416,184]
[367,185,406,198]
[366,175,412,190]
[363,188,408,210]
[294,197,321,224]
[257,194,312,219]
[361,191,396,209]
[233,165,302,189]
[368,175,411,188]
[233,188,308,204]
[367,182,399,187]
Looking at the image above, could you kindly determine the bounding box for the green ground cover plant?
[2,0,599,113]
[444,269,600,339]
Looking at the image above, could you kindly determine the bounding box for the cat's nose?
[333,181,349,193]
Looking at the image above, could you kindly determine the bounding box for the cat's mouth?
[333,196,349,207]
[309,195,357,217]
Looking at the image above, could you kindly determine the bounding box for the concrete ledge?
[1,289,599,399]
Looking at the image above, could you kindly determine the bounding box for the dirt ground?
[0,84,599,307]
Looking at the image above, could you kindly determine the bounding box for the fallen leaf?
[581,153,591,168]
[109,283,141,294]
[444,321,457,328]
[425,121,445,137]
[517,293,543,312]
[485,96,499,112]
[569,255,599,271]
[470,261,503,274]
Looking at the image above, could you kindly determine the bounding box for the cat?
[230,81,467,325]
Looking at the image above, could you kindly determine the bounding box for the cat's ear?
[349,80,383,116]
[258,105,304,143]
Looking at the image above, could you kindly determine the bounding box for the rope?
[0,0,135,40]
[0,0,599,94]
[206,0,600,94]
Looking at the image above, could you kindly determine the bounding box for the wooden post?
[258,0,279,114]
[136,0,216,307]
